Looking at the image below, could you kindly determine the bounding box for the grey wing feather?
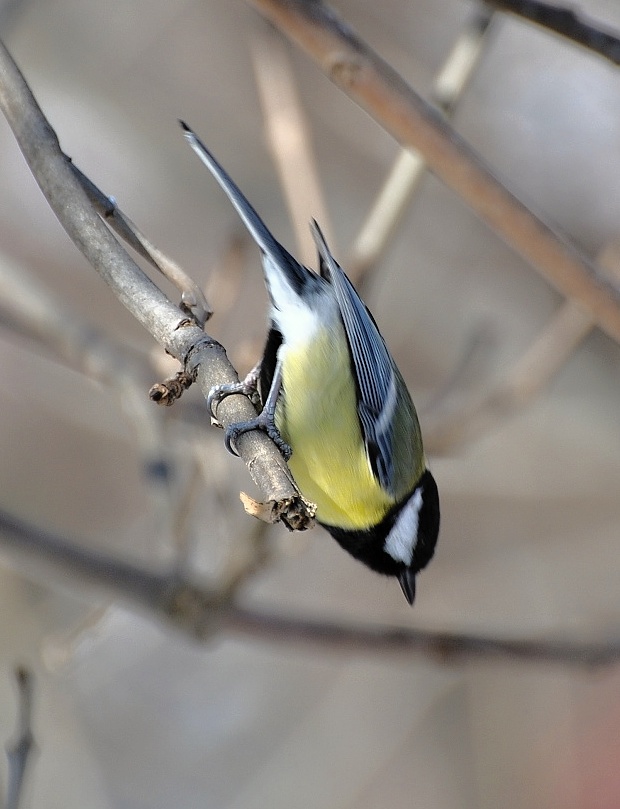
[311,221,399,493]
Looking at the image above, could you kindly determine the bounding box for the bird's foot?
[207,363,261,425]
[224,411,292,460]
[209,359,291,460]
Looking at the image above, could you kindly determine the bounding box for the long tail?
[180,122,306,290]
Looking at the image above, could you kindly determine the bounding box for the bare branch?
[0,39,313,531]
[0,42,183,350]
[0,507,618,668]
[244,0,620,344]
[5,667,35,809]
[72,164,212,327]
[485,0,620,66]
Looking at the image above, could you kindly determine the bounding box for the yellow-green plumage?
[276,321,424,530]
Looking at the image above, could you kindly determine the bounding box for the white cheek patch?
[384,486,424,565]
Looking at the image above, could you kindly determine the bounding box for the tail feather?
[180,122,306,291]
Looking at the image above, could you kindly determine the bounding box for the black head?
[323,469,440,605]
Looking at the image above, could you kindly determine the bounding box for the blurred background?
[0,1,620,807]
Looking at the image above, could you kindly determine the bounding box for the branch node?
[183,334,225,372]
[149,369,194,406]
[179,293,202,323]
[240,490,316,531]
[326,52,363,86]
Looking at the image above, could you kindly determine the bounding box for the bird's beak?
[398,569,416,605]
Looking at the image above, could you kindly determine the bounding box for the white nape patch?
[263,254,324,346]
[384,486,424,565]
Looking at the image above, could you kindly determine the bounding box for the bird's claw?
[224,414,292,461]
[207,384,233,425]
[207,363,262,423]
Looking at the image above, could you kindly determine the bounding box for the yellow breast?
[275,324,393,530]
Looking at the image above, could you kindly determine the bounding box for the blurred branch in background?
[245,0,620,344]
[425,242,620,453]
[484,0,620,66]
[225,605,620,667]
[5,667,35,809]
[253,8,496,290]
[349,6,495,291]
[0,245,221,584]
[0,252,174,488]
[1,506,620,668]
[252,25,335,263]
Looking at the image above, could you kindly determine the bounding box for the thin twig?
[485,0,620,66]
[244,0,620,343]
[0,506,618,668]
[0,39,313,531]
[73,164,212,327]
[5,667,35,809]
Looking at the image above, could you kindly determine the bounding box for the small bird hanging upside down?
[182,122,440,605]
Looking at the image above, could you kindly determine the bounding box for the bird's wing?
[311,220,399,494]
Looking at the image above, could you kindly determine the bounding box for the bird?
[181,121,439,604]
